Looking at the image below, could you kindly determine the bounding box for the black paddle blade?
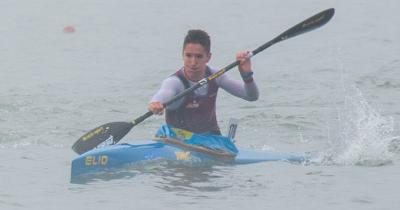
[278,8,335,42]
[253,8,335,55]
[71,122,134,154]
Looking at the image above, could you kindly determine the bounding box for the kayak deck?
[71,141,306,180]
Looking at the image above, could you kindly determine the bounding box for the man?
[148,29,259,135]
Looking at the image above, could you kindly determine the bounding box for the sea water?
[1,0,400,209]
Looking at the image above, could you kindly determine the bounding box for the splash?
[323,85,396,166]
[310,47,398,166]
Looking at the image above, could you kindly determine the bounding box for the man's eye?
[185,53,203,59]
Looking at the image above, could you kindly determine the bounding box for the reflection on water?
[153,162,231,195]
[71,159,233,195]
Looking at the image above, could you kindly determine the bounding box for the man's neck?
[183,68,206,82]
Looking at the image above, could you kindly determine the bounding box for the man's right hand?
[148,101,164,115]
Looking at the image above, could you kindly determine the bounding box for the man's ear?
[207,52,212,63]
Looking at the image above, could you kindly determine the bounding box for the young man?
[148,29,259,135]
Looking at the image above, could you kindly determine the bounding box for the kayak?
[70,140,306,180]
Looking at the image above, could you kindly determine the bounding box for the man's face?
[182,43,211,79]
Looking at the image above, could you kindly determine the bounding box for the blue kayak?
[70,140,306,179]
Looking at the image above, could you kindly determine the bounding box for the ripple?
[0,200,24,208]
[388,137,400,153]
[351,197,373,204]
[357,59,400,89]
[0,103,19,112]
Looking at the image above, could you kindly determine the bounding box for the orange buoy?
[63,26,76,34]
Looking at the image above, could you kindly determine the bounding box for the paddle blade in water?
[72,122,134,154]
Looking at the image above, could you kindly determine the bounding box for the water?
[1,0,400,209]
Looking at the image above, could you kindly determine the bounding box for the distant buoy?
[63,26,75,34]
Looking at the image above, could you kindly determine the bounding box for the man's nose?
[189,56,198,64]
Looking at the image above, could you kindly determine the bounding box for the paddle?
[72,8,335,155]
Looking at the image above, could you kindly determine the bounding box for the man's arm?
[217,74,259,101]
[215,51,259,101]
[148,76,185,115]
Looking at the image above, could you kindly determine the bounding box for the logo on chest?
[185,100,200,109]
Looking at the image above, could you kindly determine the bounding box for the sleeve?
[216,72,259,101]
[150,76,186,110]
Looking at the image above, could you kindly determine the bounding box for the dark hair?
[183,29,211,53]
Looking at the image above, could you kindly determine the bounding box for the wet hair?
[183,29,211,53]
